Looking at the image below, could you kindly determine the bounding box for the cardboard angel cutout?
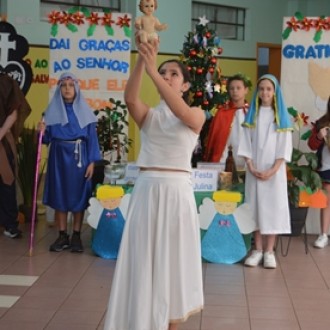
[87,185,130,259]
[199,190,255,264]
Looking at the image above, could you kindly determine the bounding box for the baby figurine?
[135,0,167,44]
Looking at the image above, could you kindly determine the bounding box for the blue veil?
[44,72,97,128]
[243,74,293,131]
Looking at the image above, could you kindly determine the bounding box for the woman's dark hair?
[317,96,330,129]
[158,59,191,104]
[226,73,252,91]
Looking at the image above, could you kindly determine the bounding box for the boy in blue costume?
[39,72,101,252]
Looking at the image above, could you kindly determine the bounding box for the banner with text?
[48,9,131,109]
[281,14,330,146]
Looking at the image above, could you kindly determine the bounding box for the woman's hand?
[254,168,276,181]
[137,39,159,76]
[85,162,94,180]
[246,159,259,177]
[248,158,283,181]
[318,127,329,140]
[38,121,46,134]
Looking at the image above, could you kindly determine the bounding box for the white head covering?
[44,72,97,128]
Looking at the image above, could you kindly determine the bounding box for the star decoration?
[198,15,209,26]
[214,84,221,93]
[220,84,227,93]
[188,91,195,105]
[205,81,213,94]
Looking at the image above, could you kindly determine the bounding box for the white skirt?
[104,171,204,330]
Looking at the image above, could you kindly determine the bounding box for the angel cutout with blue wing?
[87,185,130,259]
[199,190,256,264]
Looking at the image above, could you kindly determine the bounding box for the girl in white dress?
[238,74,293,269]
[103,39,205,330]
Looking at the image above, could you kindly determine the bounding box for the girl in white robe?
[238,74,293,269]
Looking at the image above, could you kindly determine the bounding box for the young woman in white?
[103,40,205,330]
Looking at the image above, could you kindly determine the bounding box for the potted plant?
[286,107,325,235]
[93,97,133,186]
[94,97,133,163]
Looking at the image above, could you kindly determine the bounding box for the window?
[192,2,245,41]
[40,0,121,20]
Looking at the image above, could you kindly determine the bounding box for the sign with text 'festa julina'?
[47,8,131,110]
[191,169,218,191]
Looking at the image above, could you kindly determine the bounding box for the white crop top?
[136,101,199,172]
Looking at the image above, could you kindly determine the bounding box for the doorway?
[257,43,281,81]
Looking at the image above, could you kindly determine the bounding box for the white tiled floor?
[0,275,39,286]
[1,215,330,329]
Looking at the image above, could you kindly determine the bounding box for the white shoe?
[263,251,277,269]
[244,250,263,267]
[313,234,329,249]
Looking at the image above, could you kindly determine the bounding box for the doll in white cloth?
[135,0,167,44]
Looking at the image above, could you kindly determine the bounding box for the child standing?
[308,96,330,248]
[204,73,250,169]
[40,72,101,253]
[238,74,293,269]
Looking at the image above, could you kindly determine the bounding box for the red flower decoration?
[287,17,300,31]
[72,12,85,25]
[313,17,327,31]
[324,17,330,31]
[48,10,61,24]
[301,112,310,126]
[102,13,115,27]
[300,17,313,31]
[59,12,73,26]
[294,112,309,127]
[116,14,131,28]
[87,12,100,25]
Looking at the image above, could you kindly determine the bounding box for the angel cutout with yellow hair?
[199,190,255,264]
[87,185,130,259]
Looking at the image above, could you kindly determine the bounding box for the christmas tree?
[180,15,228,166]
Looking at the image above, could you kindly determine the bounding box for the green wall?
[5,0,330,57]
[3,0,330,161]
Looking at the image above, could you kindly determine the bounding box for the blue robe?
[42,103,101,212]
